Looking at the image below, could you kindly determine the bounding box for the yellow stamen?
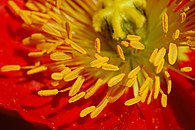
[27,66,47,75]
[19,10,32,24]
[68,39,87,54]
[147,89,153,105]
[8,1,21,14]
[124,96,141,106]
[128,65,141,79]
[48,11,62,23]
[180,66,192,72]
[139,77,152,94]
[85,79,104,99]
[64,67,84,82]
[125,76,137,87]
[164,71,172,95]
[140,86,149,103]
[90,57,109,68]
[116,45,125,61]
[149,48,158,63]
[120,41,129,47]
[180,12,187,23]
[161,94,167,107]
[95,38,101,54]
[156,59,165,74]
[90,98,109,118]
[154,47,166,66]
[50,52,72,61]
[1,65,21,72]
[102,63,119,71]
[107,73,125,87]
[65,22,72,39]
[129,41,145,50]
[69,76,85,96]
[51,72,64,80]
[28,50,46,57]
[68,91,86,103]
[57,0,62,9]
[80,106,96,117]
[42,23,62,37]
[162,12,168,33]
[154,76,160,99]
[172,29,180,40]
[26,2,39,11]
[168,43,178,65]
[38,89,58,96]
[61,67,71,75]
[127,35,141,41]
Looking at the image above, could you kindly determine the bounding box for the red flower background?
[0,0,195,130]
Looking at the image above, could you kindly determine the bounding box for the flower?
[0,0,195,129]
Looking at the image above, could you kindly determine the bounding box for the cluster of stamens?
[1,0,195,119]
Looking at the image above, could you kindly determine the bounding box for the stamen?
[50,52,72,61]
[162,12,168,33]
[57,0,62,9]
[90,57,109,68]
[95,38,101,54]
[127,35,141,41]
[28,50,46,57]
[25,2,39,11]
[68,39,87,54]
[156,59,165,74]
[80,106,96,117]
[172,29,180,40]
[8,1,21,14]
[107,73,125,87]
[147,89,153,105]
[90,98,109,118]
[180,12,186,23]
[85,78,104,99]
[129,41,145,50]
[1,65,21,72]
[140,85,149,103]
[69,76,85,96]
[65,22,72,39]
[61,67,71,75]
[164,71,172,94]
[154,76,160,99]
[38,89,59,96]
[128,65,141,78]
[116,45,125,61]
[180,66,192,72]
[102,63,119,71]
[120,41,129,47]
[64,67,84,82]
[168,43,178,65]
[154,47,166,66]
[51,72,64,80]
[68,91,86,103]
[27,66,47,75]
[139,77,152,94]
[161,94,167,107]
[124,96,141,106]
[19,10,32,24]
[125,76,137,87]
[42,23,62,37]
[149,48,158,63]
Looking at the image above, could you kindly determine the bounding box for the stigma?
[1,0,195,119]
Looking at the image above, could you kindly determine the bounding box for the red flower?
[0,0,195,130]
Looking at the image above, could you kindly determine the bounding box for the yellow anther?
[139,77,152,94]
[8,1,21,14]
[90,98,109,118]
[90,57,109,68]
[69,76,85,96]
[140,86,149,103]
[167,80,172,95]
[127,35,141,41]
[64,67,84,82]
[147,89,153,105]
[116,45,125,61]
[154,47,166,66]
[184,6,190,12]
[48,11,62,23]
[22,37,31,45]
[38,89,59,96]
[102,63,119,71]
[1,65,21,72]
[28,50,45,57]
[161,94,167,107]
[26,2,39,11]
[94,53,103,59]
[172,29,180,40]
[57,0,62,9]
[65,22,72,39]
[69,40,87,54]
[180,12,186,23]
[19,10,32,24]
[156,59,165,74]
[124,96,141,106]
[154,76,160,99]
[162,12,168,33]
[120,41,129,47]
[108,73,125,87]
[129,41,145,50]
[128,65,141,78]
[125,76,137,87]
[51,72,64,80]
[80,106,96,117]
[27,66,47,75]
[31,33,45,40]
[85,79,104,99]
[50,52,72,61]
[68,91,86,103]
[168,43,178,65]
[95,38,101,54]
[180,66,192,72]
[149,48,158,63]
[42,23,62,37]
